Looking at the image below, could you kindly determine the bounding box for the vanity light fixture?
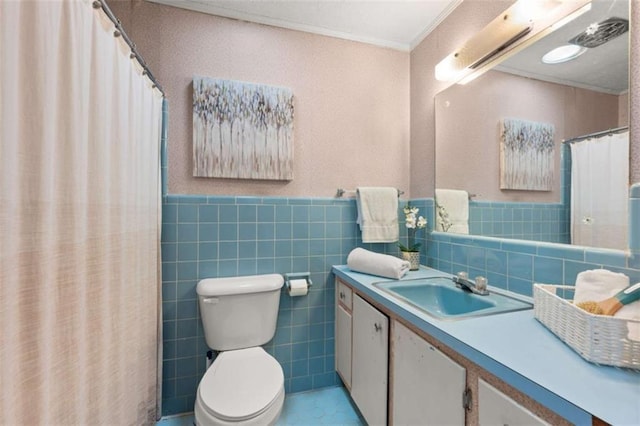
[435,2,534,83]
[435,0,592,85]
[541,44,587,64]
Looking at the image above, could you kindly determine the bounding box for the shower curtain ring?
[92,0,102,9]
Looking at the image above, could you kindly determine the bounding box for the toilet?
[194,274,285,426]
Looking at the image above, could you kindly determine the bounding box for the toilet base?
[194,384,285,426]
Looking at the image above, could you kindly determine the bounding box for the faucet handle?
[474,276,488,291]
[456,271,468,280]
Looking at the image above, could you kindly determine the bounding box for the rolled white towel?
[573,269,629,304]
[347,248,410,280]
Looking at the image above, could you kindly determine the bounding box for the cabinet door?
[352,295,389,426]
[478,379,549,426]
[392,320,466,426]
[336,303,352,388]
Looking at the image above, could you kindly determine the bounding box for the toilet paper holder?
[284,272,312,292]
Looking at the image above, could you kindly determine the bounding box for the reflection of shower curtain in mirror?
[570,131,629,250]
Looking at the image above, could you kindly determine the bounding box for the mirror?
[435,0,630,250]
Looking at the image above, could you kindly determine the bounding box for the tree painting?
[193,77,294,180]
[500,118,554,191]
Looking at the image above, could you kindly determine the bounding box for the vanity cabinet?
[351,294,389,426]
[478,379,549,426]
[334,277,564,426]
[336,278,389,425]
[335,280,352,388]
[391,320,466,425]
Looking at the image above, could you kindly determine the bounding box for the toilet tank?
[196,274,284,351]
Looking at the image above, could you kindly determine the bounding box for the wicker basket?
[533,284,640,370]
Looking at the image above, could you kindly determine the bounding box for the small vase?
[401,251,420,271]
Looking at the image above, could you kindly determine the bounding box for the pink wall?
[113,0,639,197]
[409,0,512,198]
[619,92,629,127]
[631,1,640,183]
[111,1,410,197]
[435,70,620,203]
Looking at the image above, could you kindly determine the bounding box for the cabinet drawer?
[337,279,353,311]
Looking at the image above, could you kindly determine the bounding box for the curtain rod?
[563,126,628,144]
[92,0,165,96]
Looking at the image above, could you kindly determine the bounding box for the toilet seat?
[198,347,284,422]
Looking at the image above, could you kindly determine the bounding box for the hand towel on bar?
[347,248,410,280]
[435,189,469,234]
[356,187,399,243]
[572,269,629,304]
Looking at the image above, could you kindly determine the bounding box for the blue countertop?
[332,265,640,425]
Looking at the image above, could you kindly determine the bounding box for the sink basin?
[373,277,532,320]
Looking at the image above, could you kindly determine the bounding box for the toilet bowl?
[194,347,285,426]
[194,275,286,426]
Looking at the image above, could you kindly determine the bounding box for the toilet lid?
[199,347,284,422]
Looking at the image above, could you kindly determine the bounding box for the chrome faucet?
[452,272,489,296]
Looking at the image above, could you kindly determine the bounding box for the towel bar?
[336,188,404,198]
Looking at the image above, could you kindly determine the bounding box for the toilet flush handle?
[202,297,219,304]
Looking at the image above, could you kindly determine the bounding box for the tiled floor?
[156,386,364,426]
[277,386,364,425]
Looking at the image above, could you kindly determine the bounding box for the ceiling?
[145,0,629,94]
[145,0,463,51]
[496,0,629,95]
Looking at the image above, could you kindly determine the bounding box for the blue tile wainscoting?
[468,200,569,244]
[160,194,419,415]
[466,143,572,244]
[426,231,640,297]
[425,187,640,297]
[159,191,639,416]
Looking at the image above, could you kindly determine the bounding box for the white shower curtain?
[570,131,629,250]
[0,1,163,424]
